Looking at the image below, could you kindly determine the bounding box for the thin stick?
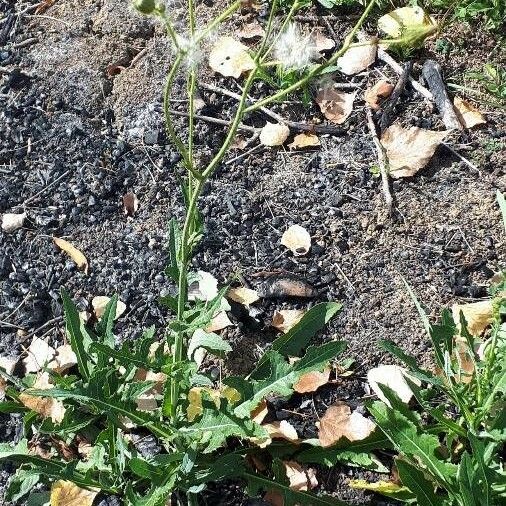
[379,61,412,133]
[442,142,480,173]
[366,106,393,216]
[200,83,346,135]
[377,48,433,101]
[168,109,258,133]
[15,169,71,209]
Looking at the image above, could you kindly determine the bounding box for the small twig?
[377,48,433,101]
[129,47,148,68]
[12,37,38,49]
[200,82,347,135]
[168,109,258,133]
[379,61,412,133]
[15,169,71,209]
[442,142,480,173]
[225,144,264,166]
[422,60,463,130]
[366,106,393,216]
[17,316,64,344]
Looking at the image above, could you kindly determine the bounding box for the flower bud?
[133,0,156,14]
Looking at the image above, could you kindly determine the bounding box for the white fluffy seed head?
[273,23,319,71]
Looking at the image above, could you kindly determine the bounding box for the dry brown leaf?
[316,85,355,124]
[23,336,56,374]
[260,122,290,147]
[293,369,330,393]
[205,311,233,332]
[230,136,248,150]
[454,97,486,129]
[50,480,98,506]
[284,460,318,491]
[272,309,306,333]
[264,420,299,442]
[257,420,300,448]
[53,237,89,274]
[48,345,77,374]
[337,42,377,75]
[452,300,493,336]
[364,80,394,110]
[91,296,127,320]
[238,21,265,40]
[227,286,260,307]
[209,36,256,78]
[2,212,26,233]
[19,372,66,423]
[188,270,219,302]
[313,32,336,53]
[264,490,283,506]
[281,224,311,256]
[318,403,376,447]
[288,133,320,150]
[367,365,421,406]
[455,340,475,384]
[380,123,448,178]
[35,0,58,15]
[251,399,269,424]
[123,192,139,217]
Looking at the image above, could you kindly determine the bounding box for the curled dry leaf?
[281,224,311,256]
[23,336,56,374]
[209,36,256,78]
[272,309,305,334]
[318,403,376,447]
[238,21,265,40]
[50,480,98,506]
[367,364,421,406]
[288,133,320,150]
[205,311,233,333]
[1,212,26,233]
[53,237,89,274]
[123,192,139,217]
[454,97,486,129]
[364,80,394,110]
[91,296,127,320]
[48,345,77,374]
[380,123,448,178]
[189,270,219,301]
[256,272,318,299]
[260,122,290,147]
[0,356,17,401]
[313,32,335,53]
[378,6,436,39]
[337,41,377,75]
[284,460,318,491]
[293,369,330,394]
[19,372,66,423]
[251,399,268,424]
[452,299,493,336]
[254,419,300,448]
[316,85,355,124]
[227,286,260,307]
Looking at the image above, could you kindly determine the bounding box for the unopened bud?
[133,0,156,14]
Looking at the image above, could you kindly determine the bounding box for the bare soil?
[0,0,505,504]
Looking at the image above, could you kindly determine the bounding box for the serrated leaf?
[61,289,92,381]
[95,294,118,347]
[250,302,341,379]
[396,459,440,505]
[244,471,347,505]
[25,385,173,441]
[367,400,457,491]
[236,342,343,418]
[179,403,265,453]
[187,329,232,360]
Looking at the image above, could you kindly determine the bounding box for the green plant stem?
[244,0,377,113]
[194,0,242,45]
